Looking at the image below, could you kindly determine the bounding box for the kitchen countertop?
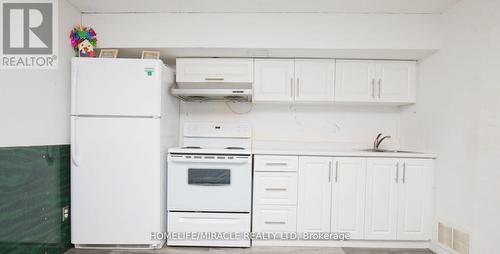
[252,149,436,159]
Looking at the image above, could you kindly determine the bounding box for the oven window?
[188,168,231,185]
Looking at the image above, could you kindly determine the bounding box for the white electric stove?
[167,122,252,247]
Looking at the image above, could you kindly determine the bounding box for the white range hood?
[171,88,252,102]
[172,58,254,102]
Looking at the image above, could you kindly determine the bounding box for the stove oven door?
[167,154,252,212]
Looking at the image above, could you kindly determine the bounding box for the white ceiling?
[69,0,460,14]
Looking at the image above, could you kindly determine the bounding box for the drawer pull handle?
[205,77,225,81]
[395,162,399,184]
[372,79,376,98]
[402,162,406,184]
[266,162,288,166]
[335,161,339,183]
[265,188,287,191]
[264,221,286,225]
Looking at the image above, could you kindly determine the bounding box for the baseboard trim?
[252,240,430,248]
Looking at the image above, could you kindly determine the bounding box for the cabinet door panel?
[295,59,335,102]
[253,59,294,102]
[335,60,376,102]
[377,61,416,103]
[297,157,332,232]
[331,158,367,239]
[365,158,399,240]
[176,58,253,84]
[397,159,433,240]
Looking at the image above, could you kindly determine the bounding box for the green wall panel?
[0,145,71,254]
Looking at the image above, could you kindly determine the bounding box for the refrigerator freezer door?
[71,58,162,117]
[71,116,163,245]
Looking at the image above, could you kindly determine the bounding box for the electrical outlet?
[453,229,470,254]
[62,206,70,222]
[438,222,453,248]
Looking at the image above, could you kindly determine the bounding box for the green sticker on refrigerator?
[144,68,154,76]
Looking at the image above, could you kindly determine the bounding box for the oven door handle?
[189,183,230,186]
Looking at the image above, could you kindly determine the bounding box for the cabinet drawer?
[253,205,297,233]
[254,155,298,172]
[254,172,297,205]
[176,58,254,85]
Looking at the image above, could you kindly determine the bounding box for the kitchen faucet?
[373,133,391,150]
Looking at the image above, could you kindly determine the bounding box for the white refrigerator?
[70,58,179,249]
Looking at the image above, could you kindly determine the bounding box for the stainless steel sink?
[359,149,424,154]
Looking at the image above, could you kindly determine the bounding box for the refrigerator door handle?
[71,117,80,166]
[71,69,78,114]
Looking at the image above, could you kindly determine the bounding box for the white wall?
[82,13,441,51]
[180,102,401,151]
[0,0,81,147]
[400,0,500,253]
[83,11,442,151]
[80,11,444,150]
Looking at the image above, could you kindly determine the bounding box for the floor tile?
[65,246,434,254]
[342,248,434,254]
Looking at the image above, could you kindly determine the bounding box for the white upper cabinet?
[177,58,417,104]
[330,158,367,240]
[297,157,332,233]
[253,59,335,103]
[253,59,295,102]
[377,61,416,103]
[397,159,433,240]
[176,58,253,84]
[294,59,335,102]
[335,60,376,102]
[335,60,417,104]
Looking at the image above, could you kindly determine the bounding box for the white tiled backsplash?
[180,102,401,151]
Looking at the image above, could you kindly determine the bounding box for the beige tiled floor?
[65,247,434,254]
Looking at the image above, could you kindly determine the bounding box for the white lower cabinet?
[396,159,433,240]
[297,157,332,232]
[364,158,399,240]
[330,158,367,239]
[254,171,297,205]
[365,158,433,240]
[253,205,297,232]
[297,156,367,237]
[252,157,298,234]
[253,155,433,243]
[254,155,298,172]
